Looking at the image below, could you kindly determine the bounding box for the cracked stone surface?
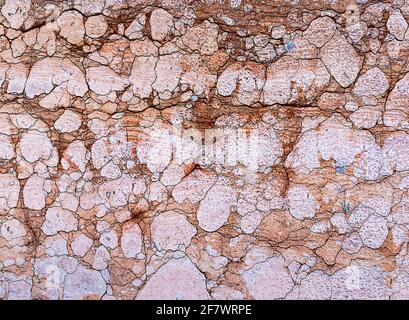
[1,0,409,300]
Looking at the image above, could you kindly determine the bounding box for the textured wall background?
[0,0,409,300]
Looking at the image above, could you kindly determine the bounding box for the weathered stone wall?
[0,0,409,300]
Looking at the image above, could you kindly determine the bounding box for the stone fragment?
[331,266,390,299]
[0,134,15,160]
[263,57,330,104]
[353,67,389,97]
[1,0,31,29]
[0,173,20,214]
[359,215,388,249]
[243,255,293,299]
[54,110,82,133]
[61,140,88,172]
[304,16,336,48]
[287,185,318,220]
[387,10,408,41]
[71,234,93,257]
[217,62,265,105]
[297,271,331,300]
[64,265,106,299]
[19,130,53,162]
[320,32,362,88]
[57,11,85,45]
[151,211,197,251]
[149,8,174,41]
[1,218,27,241]
[25,58,88,98]
[100,229,118,250]
[271,25,286,39]
[0,0,408,301]
[129,56,157,98]
[125,14,146,40]
[121,222,143,258]
[384,73,409,128]
[137,258,210,299]
[178,21,218,55]
[92,245,110,270]
[42,207,78,236]
[86,66,128,95]
[85,15,108,38]
[23,174,46,210]
[172,170,217,204]
[197,177,237,232]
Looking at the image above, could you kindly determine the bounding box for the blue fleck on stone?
[335,163,346,174]
[284,41,296,52]
[191,95,198,102]
[342,201,350,214]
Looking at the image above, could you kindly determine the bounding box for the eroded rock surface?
[1,0,409,300]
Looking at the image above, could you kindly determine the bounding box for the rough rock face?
[0,0,409,301]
